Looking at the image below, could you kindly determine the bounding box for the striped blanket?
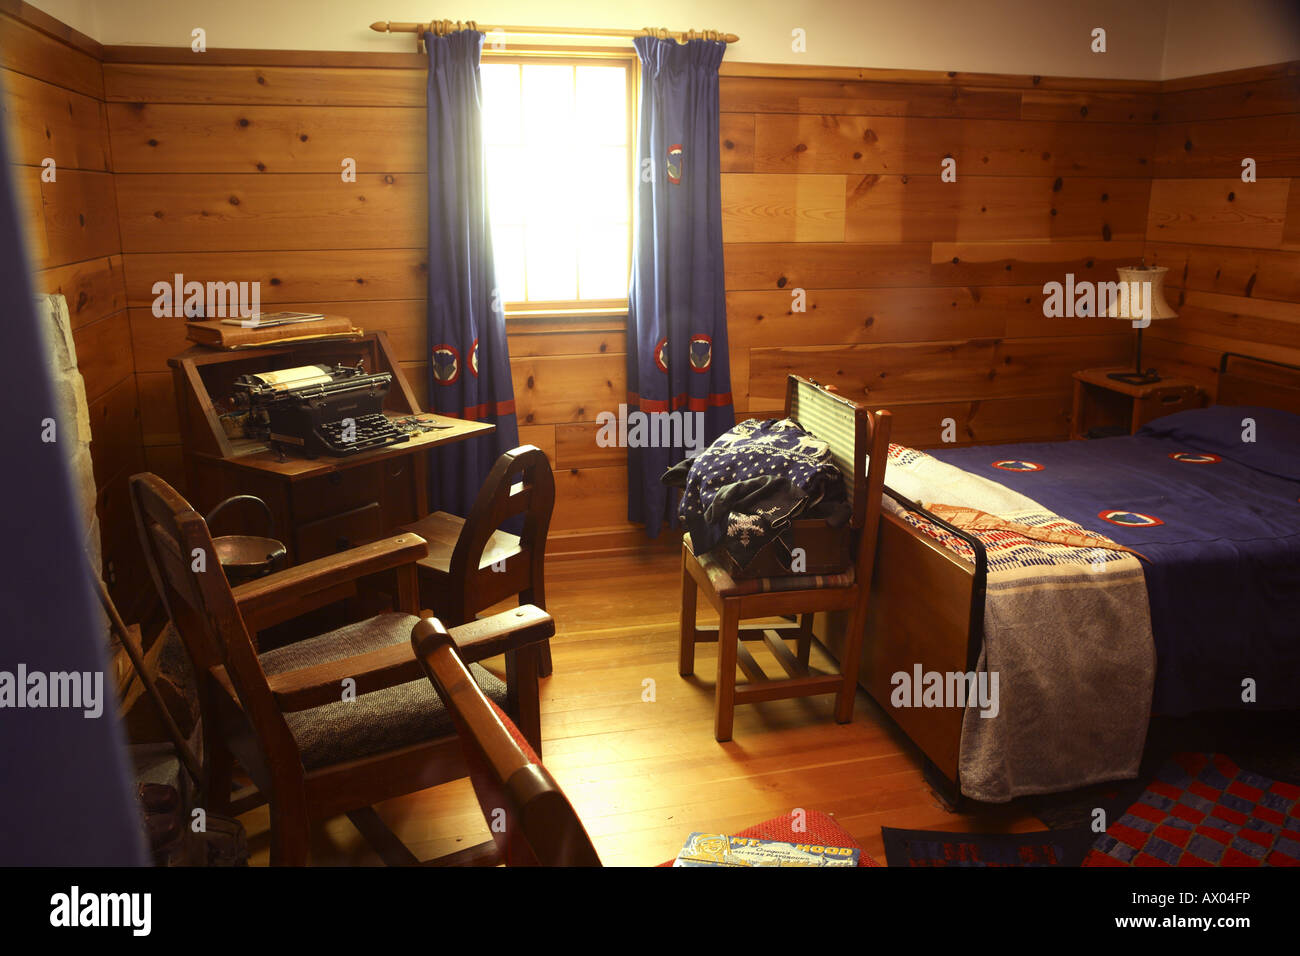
[882,444,1156,803]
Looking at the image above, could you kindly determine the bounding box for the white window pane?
[575,67,627,145]
[486,145,526,225]
[492,224,527,304]
[480,64,521,145]
[578,224,630,300]
[521,65,576,149]
[525,222,577,301]
[480,60,631,308]
[572,146,629,222]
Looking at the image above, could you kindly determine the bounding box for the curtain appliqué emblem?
[689,334,712,372]
[432,344,460,385]
[655,337,669,373]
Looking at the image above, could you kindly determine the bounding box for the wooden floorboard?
[243,549,1044,866]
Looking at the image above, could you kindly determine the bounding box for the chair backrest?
[128,473,295,766]
[782,375,891,586]
[450,445,555,584]
[411,617,601,867]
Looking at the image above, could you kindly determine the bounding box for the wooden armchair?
[679,376,891,741]
[128,472,554,866]
[411,617,601,866]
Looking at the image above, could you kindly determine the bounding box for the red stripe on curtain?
[627,391,733,413]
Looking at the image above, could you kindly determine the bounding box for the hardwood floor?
[243,548,1044,866]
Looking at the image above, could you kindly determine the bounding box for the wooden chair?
[679,376,892,741]
[401,445,556,677]
[128,472,554,866]
[411,617,601,866]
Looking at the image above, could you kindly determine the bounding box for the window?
[480,56,634,315]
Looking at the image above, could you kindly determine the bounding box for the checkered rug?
[1084,753,1300,866]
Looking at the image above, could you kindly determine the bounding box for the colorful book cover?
[673,833,860,867]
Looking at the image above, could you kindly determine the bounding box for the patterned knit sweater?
[661,418,850,572]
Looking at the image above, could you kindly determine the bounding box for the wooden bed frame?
[819,353,1300,807]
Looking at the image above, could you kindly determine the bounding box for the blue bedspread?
[927,406,1300,715]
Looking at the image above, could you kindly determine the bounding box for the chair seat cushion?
[684,534,854,597]
[400,511,523,574]
[258,612,508,771]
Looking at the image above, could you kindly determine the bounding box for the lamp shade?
[1105,265,1178,321]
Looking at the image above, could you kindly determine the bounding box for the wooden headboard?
[1217,354,1300,415]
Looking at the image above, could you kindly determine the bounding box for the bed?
[818,353,1300,805]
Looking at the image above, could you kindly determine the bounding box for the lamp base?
[1107,370,1163,386]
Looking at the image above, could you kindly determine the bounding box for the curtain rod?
[370,20,739,45]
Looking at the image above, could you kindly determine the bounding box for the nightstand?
[1070,367,1205,440]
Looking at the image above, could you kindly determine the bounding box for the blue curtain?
[425,30,519,516]
[628,37,735,537]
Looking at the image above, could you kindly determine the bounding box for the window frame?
[479,47,638,320]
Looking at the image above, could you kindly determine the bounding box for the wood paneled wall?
[1143,63,1300,389]
[719,70,1155,442]
[8,10,1297,560]
[1,7,150,613]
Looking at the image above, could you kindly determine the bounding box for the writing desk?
[170,331,491,563]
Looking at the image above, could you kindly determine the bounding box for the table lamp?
[1106,264,1177,385]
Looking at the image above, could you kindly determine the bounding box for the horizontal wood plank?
[0,12,103,98]
[752,114,1153,177]
[748,335,1129,406]
[114,172,425,252]
[511,353,625,426]
[1153,114,1300,177]
[719,113,755,173]
[107,103,426,173]
[1145,241,1300,302]
[40,168,120,265]
[720,76,1023,119]
[103,63,426,106]
[721,173,846,242]
[121,248,429,304]
[1146,177,1290,248]
[843,175,1148,243]
[72,310,133,402]
[0,69,110,170]
[35,254,127,330]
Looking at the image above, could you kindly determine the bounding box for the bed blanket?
[882,444,1155,803]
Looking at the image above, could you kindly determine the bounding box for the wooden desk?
[1070,367,1205,440]
[170,332,492,562]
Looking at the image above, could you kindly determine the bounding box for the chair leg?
[679,550,698,677]
[713,600,739,742]
[268,802,310,867]
[520,587,552,679]
[796,613,814,669]
[834,607,867,724]
[506,643,543,759]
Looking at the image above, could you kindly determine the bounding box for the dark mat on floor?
[881,825,1093,867]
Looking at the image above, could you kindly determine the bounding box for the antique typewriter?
[232,362,410,458]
